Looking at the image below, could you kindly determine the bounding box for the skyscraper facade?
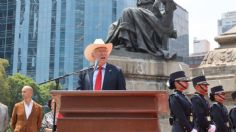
[186,39,210,68]
[168,4,189,61]
[11,0,136,89]
[0,0,16,74]
[218,11,236,35]
[193,38,210,54]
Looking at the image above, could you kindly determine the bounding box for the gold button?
[190,116,193,122]
[207,116,211,121]
[226,122,229,127]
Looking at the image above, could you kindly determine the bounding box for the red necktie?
[95,66,102,90]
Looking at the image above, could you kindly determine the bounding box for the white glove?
[191,129,198,132]
[208,124,216,132]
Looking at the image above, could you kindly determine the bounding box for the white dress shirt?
[24,100,33,119]
[93,63,106,90]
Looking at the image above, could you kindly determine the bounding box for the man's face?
[22,87,32,100]
[93,47,108,66]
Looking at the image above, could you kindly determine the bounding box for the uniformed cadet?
[229,91,236,132]
[209,85,230,132]
[191,75,216,132]
[168,71,196,132]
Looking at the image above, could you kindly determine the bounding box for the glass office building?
[0,0,16,74]
[168,4,189,61]
[218,11,236,35]
[11,0,136,89]
[1,0,188,89]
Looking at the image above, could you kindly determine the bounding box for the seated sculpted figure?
[106,0,177,59]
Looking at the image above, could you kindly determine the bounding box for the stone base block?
[108,55,190,90]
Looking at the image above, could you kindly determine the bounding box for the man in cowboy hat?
[77,39,126,90]
[191,75,216,132]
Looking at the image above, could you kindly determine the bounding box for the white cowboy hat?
[84,39,113,62]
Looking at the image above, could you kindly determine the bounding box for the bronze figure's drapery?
[106,0,177,59]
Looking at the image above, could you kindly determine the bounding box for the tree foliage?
[38,81,59,103]
[0,58,9,104]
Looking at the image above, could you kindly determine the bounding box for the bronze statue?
[106,0,177,59]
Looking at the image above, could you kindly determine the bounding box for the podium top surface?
[50,90,168,97]
[51,90,169,116]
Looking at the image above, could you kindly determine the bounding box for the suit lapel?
[103,64,112,90]
[20,101,27,121]
[88,69,94,90]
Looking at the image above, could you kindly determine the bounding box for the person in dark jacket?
[168,71,196,132]
[229,91,236,132]
[191,75,216,132]
[209,85,230,132]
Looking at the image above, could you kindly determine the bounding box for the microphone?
[94,59,100,71]
[73,58,100,75]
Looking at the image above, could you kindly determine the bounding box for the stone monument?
[191,25,236,106]
[108,50,190,92]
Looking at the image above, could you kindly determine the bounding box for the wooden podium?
[50,90,168,132]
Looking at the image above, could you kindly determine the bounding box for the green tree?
[38,81,59,103]
[7,73,44,114]
[38,81,61,113]
[0,58,9,104]
[7,73,61,114]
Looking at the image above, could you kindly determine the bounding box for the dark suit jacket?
[77,63,126,90]
[11,101,42,132]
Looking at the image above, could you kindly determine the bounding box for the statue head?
[137,0,155,6]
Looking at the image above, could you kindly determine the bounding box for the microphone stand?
[39,72,80,132]
[38,65,96,131]
[52,101,57,132]
[39,72,75,88]
[38,66,95,86]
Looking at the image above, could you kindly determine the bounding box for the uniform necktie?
[95,66,102,90]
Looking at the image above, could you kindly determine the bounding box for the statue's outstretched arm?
[152,0,162,18]
[162,0,177,14]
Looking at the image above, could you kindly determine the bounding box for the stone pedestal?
[192,26,236,93]
[108,54,190,91]
[107,49,190,131]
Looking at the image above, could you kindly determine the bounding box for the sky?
[174,0,236,54]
